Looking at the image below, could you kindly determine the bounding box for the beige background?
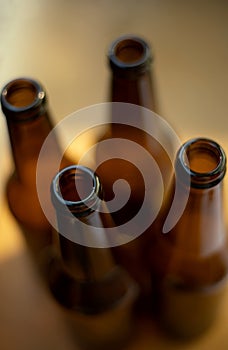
[0,1,228,349]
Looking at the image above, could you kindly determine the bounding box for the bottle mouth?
[176,138,226,188]
[108,35,152,75]
[1,77,46,121]
[51,165,102,217]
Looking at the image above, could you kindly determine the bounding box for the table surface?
[0,1,228,349]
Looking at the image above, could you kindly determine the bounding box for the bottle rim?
[1,77,46,121]
[108,34,152,75]
[51,165,102,217]
[176,137,226,189]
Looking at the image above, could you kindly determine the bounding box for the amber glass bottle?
[48,165,138,350]
[150,137,228,338]
[1,77,70,261]
[95,35,174,299]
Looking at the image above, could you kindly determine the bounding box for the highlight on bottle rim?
[37,102,189,247]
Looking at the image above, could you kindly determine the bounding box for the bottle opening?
[52,165,101,216]
[108,35,152,73]
[186,143,220,174]
[1,77,46,119]
[4,80,38,108]
[58,166,96,203]
[177,138,226,188]
[115,39,145,64]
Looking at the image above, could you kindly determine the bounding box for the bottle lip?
[1,77,46,122]
[176,137,226,189]
[51,165,102,217]
[108,34,152,76]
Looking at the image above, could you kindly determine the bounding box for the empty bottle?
[48,165,139,350]
[1,77,70,263]
[95,35,175,301]
[150,137,228,338]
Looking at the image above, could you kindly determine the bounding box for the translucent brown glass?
[149,137,228,338]
[95,35,175,302]
[48,165,138,350]
[1,77,70,261]
[108,35,157,110]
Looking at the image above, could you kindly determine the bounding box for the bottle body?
[150,138,228,338]
[95,35,174,300]
[1,77,70,261]
[48,165,138,349]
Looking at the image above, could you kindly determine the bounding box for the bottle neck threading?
[176,138,226,189]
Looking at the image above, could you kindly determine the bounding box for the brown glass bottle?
[95,35,174,300]
[150,137,228,338]
[48,165,138,350]
[1,77,70,261]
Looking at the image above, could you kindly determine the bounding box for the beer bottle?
[150,137,228,338]
[95,35,174,300]
[1,77,70,261]
[48,165,138,350]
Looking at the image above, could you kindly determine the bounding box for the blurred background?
[0,1,228,349]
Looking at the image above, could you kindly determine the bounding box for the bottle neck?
[111,70,155,111]
[51,165,116,282]
[6,112,54,183]
[109,35,156,109]
[107,35,158,141]
[1,78,61,185]
[171,138,227,256]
